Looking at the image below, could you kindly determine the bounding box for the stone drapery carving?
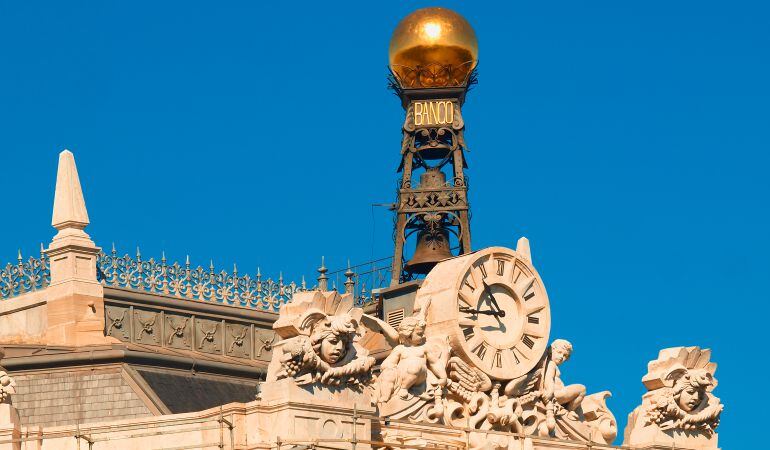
[267,290,375,388]
[624,346,723,449]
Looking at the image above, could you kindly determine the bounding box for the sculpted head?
[550,339,573,365]
[398,316,427,346]
[671,368,713,412]
[311,314,357,364]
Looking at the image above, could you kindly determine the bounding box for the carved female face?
[319,334,347,364]
[677,385,705,412]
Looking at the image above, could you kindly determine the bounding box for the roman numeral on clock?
[496,260,505,276]
[473,342,488,360]
[522,335,535,349]
[478,263,488,279]
[461,325,474,340]
[463,278,476,293]
[516,275,536,301]
[492,350,502,368]
[527,315,539,324]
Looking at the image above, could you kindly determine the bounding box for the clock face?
[420,247,551,380]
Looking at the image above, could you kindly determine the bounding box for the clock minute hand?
[482,280,506,318]
[459,306,504,317]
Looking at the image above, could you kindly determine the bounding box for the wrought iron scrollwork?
[389,63,477,89]
[96,246,306,311]
[2,245,380,312]
[0,248,49,300]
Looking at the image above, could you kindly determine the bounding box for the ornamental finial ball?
[389,7,478,87]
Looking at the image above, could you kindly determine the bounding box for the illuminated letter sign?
[412,100,455,127]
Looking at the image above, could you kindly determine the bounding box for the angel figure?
[362,299,448,403]
[498,339,586,433]
[496,339,616,443]
[545,340,585,411]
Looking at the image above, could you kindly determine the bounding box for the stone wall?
[12,366,151,427]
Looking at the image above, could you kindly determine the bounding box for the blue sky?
[1,1,767,445]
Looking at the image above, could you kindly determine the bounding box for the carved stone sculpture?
[624,346,723,449]
[365,327,617,448]
[266,290,375,388]
[543,339,585,423]
[531,338,616,443]
[363,299,450,420]
[0,371,15,405]
[364,247,618,449]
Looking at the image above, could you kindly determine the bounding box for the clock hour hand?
[482,280,506,317]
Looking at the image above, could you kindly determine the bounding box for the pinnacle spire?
[516,236,532,262]
[51,150,90,231]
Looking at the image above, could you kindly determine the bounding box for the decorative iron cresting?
[1,246,383,309]
[97,246,306,311]
[0,248,49,300]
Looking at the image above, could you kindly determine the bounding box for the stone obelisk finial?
[44,150,110,346]
[51,149,90,235]
[47,149,99,268]
[46,150,100,285]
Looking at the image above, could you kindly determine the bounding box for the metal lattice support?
[390,84,473,285]
[324,256,391,307]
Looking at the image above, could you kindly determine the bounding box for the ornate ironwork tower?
[388,8,478,285]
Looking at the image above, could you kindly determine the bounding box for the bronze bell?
[404,228,453,274]
[419,167,446,188]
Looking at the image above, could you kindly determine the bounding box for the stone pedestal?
[250,378,374,448]
[43,279,108,346]
[43,238,111,346]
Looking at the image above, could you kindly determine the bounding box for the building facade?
[0,7,722,450]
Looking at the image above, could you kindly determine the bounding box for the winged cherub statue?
[362,299,448,403]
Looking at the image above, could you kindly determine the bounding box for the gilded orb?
[389,7,478,88]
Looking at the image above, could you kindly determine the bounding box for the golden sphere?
[389,7,478,87]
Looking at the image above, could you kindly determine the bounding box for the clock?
[418,246,551,380]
